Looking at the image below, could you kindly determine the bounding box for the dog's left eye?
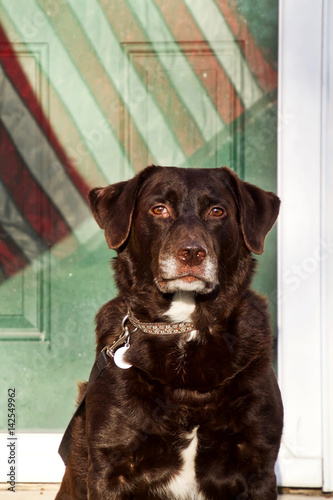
[208,207,225,218]
[151,206,169,217]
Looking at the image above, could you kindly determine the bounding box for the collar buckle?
[104,313,138,357]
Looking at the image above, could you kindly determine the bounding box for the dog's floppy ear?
[89,166,156,249]
[221,167,280,255]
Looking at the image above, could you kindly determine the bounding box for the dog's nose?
[177,242,207,266]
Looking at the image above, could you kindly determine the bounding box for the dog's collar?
[127,312,195,335]
[103,311,195,368]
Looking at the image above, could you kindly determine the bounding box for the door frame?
[321,0,333,491]
[276,0,333,491]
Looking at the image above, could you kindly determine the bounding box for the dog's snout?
[177,242,207,266]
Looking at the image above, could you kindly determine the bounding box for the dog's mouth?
[156,274,215,294]
[177,274,200,283]
[162,272,205,283]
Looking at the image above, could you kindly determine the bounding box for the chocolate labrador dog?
[56,166,283,500]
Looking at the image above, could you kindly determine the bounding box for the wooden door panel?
[124,41,244,170]
[0,46,50,339]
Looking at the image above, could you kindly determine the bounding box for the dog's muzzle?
[156,240,218,294]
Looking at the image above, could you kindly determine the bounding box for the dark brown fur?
[56,166,283,500]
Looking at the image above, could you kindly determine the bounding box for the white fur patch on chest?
[165,292,196,323]
[155,427,206,500]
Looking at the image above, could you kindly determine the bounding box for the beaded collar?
[127,312,195,335]
[104,310,196,368]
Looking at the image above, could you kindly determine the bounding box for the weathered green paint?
[0,0,278,432]
[0,234,115,430]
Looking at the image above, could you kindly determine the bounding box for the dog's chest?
[165,292,196,324]
[154,427,206,500]
[152,294,206,498]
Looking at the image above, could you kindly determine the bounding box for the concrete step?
[0,484,330,499]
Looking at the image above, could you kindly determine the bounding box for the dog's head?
[89,166,280,296]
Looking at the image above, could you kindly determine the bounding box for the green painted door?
[0,0,278,475]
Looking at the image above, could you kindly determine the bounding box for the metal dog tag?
[113,345,132,369]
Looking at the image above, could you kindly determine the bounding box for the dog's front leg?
[86,449,142,500]
[247,470,279,500]
[87,472,134,500]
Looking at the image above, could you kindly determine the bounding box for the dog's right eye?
[151,205,170,218]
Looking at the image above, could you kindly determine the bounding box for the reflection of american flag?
[0,0,277,281]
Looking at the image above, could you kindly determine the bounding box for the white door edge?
[321,0,333,492]
[0,433,64,484]
[277,0,333,490]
